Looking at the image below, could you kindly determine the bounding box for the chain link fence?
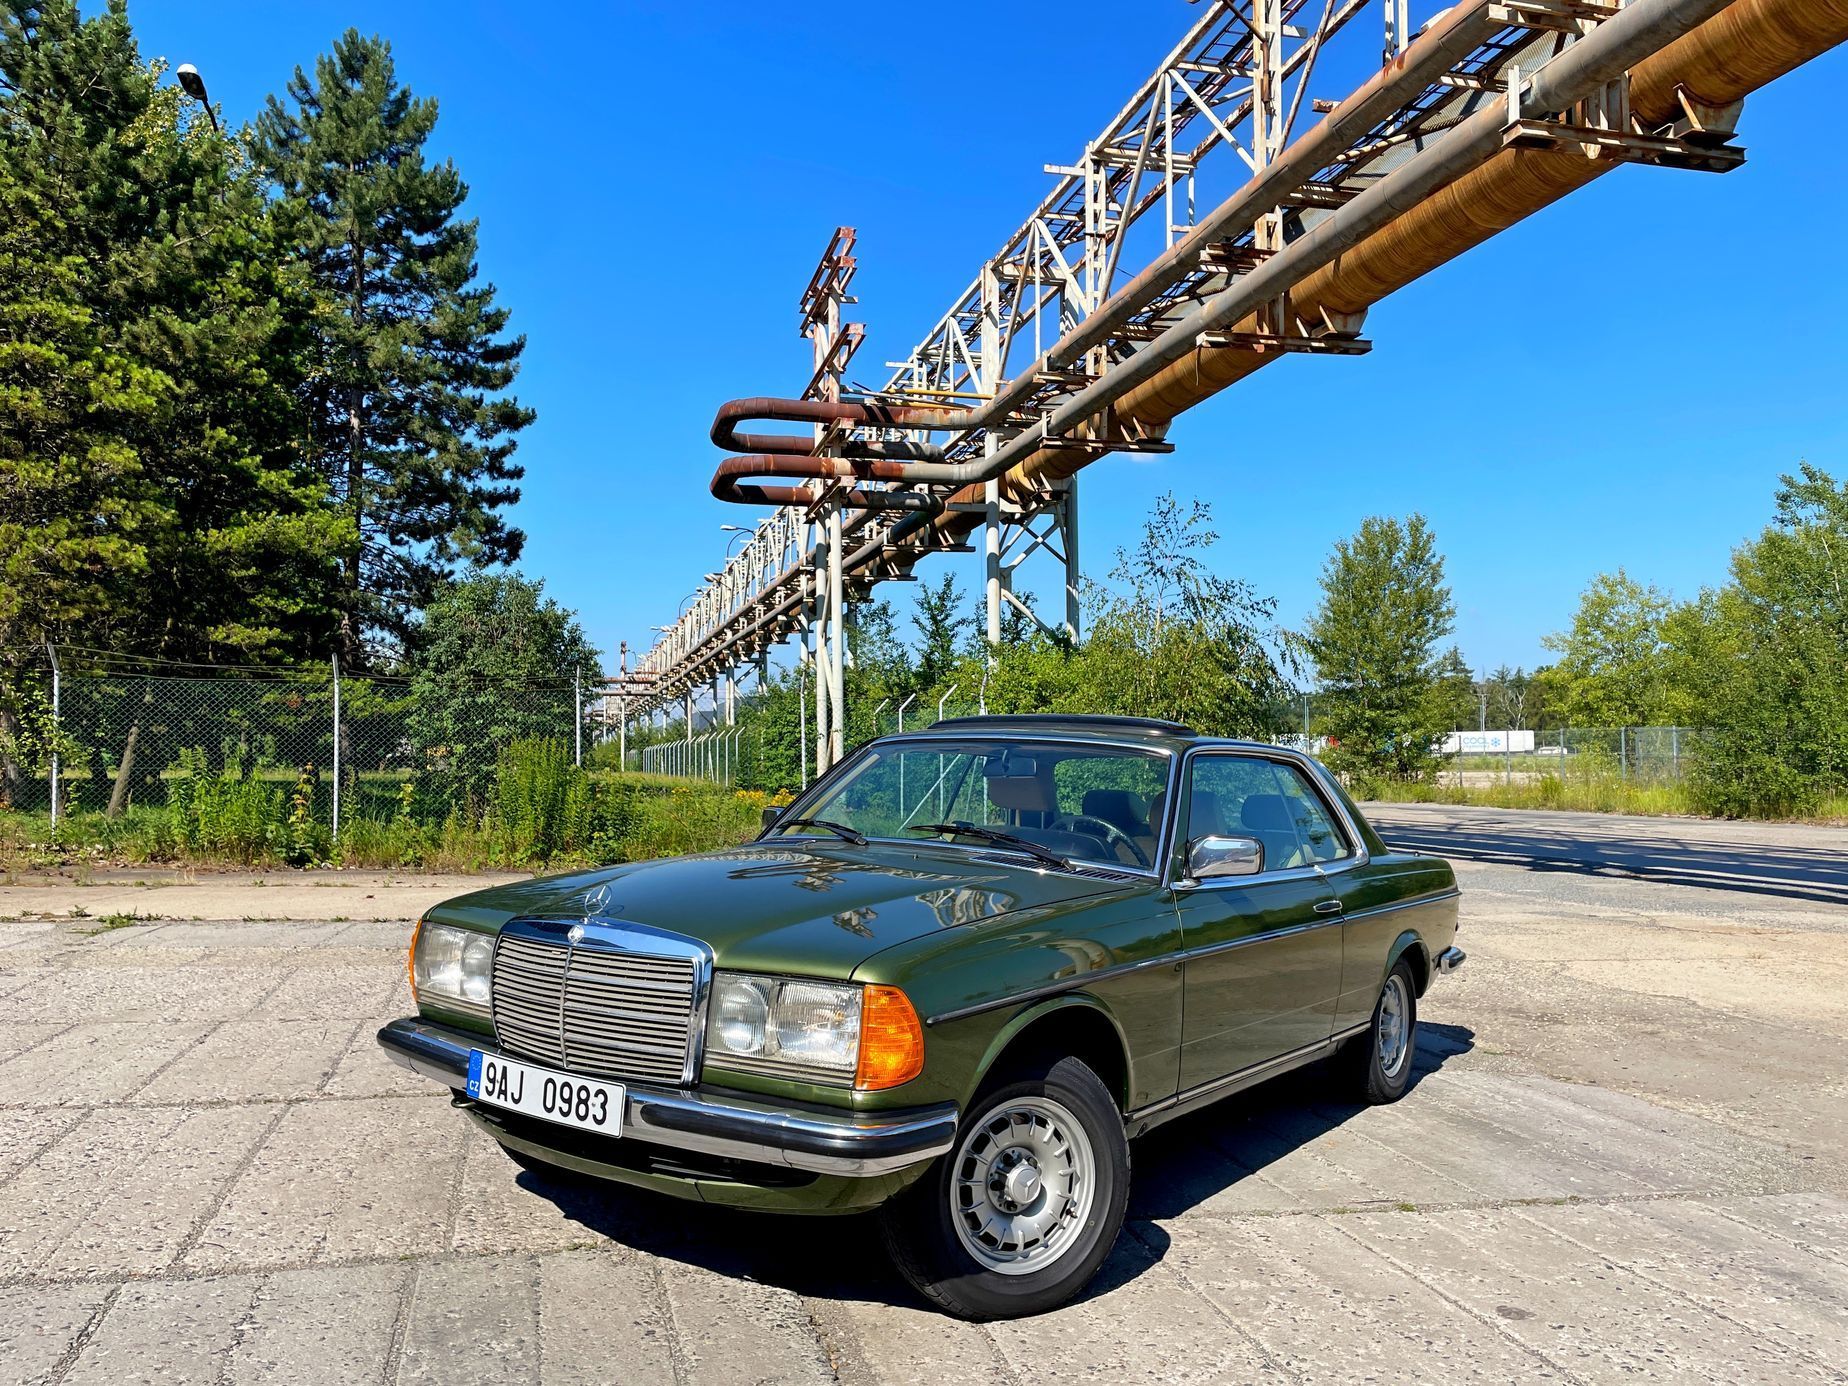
[1437,726,1697,787]
[1,648,595,826]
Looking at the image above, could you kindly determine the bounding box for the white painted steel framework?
[614,0,1769,776]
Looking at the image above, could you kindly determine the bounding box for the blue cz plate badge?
[467,1050,625,1137]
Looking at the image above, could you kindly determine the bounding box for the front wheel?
[880,1054,1130,1319]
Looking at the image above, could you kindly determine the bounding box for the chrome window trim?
[497,915,714,1087]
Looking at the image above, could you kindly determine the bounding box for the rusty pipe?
[712,0,1746,509]
[1002,0,1848,495]
[710,454,938,510]
[711,397,966,455]
[706,0,1509,483]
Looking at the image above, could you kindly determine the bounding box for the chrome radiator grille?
[490,928,701,1085]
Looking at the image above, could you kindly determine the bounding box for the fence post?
[573,665,583,768]
[46,642,60,829]
[330,655,342,839]
[1671,725,1680,779]
[1619,725,1628,781]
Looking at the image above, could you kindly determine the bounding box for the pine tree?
[255,31,533,666]
[0,0,341,807]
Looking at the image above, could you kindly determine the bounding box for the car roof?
[913,714,1294,756]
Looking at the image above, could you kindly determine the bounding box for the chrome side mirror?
[761,805,783,833]
[1184,834,1263,883]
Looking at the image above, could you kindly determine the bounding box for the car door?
[1168,751,1347,1091]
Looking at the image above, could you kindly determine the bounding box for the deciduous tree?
[405,572,601,807]
[1542,569,1673,727]
[1301,514,1457,782]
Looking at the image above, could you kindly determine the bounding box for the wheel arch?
[964,995,1133,1114]
[1387,928,1433,997]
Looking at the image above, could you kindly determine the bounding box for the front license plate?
[467,1051,623,1137]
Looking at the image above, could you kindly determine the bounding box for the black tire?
[879,1054,1130,1320]
[1346,959,1419,1104]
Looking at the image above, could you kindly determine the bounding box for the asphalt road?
[1364,801,1848,906]
[1,826,1845,1385]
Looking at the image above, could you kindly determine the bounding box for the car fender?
[961,991,1133,1111]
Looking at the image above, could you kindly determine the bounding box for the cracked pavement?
[1,826,1845,1384]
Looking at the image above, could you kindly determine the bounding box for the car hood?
[425,840,1138,977]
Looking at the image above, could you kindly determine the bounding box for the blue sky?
[131,1,1848,674]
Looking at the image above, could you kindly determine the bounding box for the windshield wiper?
[907,822,1071,871]
[778,817,868,846]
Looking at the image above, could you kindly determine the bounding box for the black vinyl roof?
[927,713,1198,738]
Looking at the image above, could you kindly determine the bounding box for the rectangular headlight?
[705,972,862,1083]
[411,921,493,1016]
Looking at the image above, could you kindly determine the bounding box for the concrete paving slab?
[451,1128,609,1256]
[1342,1205,1837,1382]
[61,1273,264,1386]
[0,1104,273,1278]
[535,1248,677,1386]
[0,822,1844,1385]
[253,962,407,1021]
[1708,1191,1848,1265]
[321,1019,431,1098]
[1127,1119,1311,1218]
[0,1105,82,1182]
[819,1294,1013,1386]
[227,1262,408,1386]
[0,1282,113,1384]
[658,1259,834,1385]
[4,963,268,1022]
[134,1017,359,1103]
[1163,1213,1565,1383]
[0,1016,69,1063]
[0,1020,218,1106]
[1519,1197,1848,1368]
[186,1095,459,1271]
[985,1230,1286,1383]
[95,920,359,949]
[396,1254,540,1386]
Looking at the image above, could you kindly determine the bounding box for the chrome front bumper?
[377,1017,957,1178]
[1436,945,1466,974]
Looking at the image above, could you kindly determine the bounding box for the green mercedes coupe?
[381,714,1463,1318]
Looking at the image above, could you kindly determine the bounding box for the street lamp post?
[175,64,219,133]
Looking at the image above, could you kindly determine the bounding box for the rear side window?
[1186,756,1351,872]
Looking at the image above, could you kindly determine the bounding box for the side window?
[1269,763,1349,864]
[1185,756,1351,872]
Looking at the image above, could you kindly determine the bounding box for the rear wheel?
[1346,959,1419,1104]
[880,1054,1129,1320]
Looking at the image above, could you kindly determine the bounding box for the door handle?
[1314,900,1344,915]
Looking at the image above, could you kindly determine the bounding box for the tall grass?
[0,738,784,874]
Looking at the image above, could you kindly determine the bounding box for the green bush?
[491,738,591,862]
[166,749,288,863]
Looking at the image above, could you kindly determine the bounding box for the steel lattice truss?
[612,0,1761,739]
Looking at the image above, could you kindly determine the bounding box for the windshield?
[770,737,1171,872]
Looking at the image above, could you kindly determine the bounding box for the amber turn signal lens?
[407,917,423,1003]
[856,985,924,1091]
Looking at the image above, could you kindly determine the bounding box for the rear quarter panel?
[1331,853,1458,1033]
